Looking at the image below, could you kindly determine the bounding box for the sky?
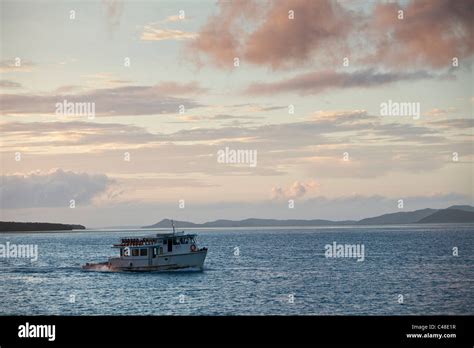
[0,0,473,227]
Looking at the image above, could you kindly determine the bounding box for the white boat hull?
[83,249,207,272]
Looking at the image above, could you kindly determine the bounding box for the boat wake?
[170,266,203,272]
[82,263,113,272]
[82,263,204,273]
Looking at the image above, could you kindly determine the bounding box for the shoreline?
[1,222,474,234]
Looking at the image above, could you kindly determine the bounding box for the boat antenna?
[171,219,176,235]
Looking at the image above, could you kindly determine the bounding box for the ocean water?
[0,225,473,315]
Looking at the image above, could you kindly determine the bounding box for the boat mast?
[171,219,176,235]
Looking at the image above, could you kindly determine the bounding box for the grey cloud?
[429,118,474,129]
[0,59,35,73]
[211,114,264,120]
[0,169,114,209]
[245,69,436,95]
[0,121,158,147]
[0,80,22,89]
[0,83,204,116]
[1,110,467,179]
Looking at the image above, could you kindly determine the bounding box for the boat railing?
[113,232,199,248]
[115,238,158,247]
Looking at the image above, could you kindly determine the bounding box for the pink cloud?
[244,0,353,69]
[141,25,197,41]
[188,0,268,68]
[365,0,474,68]
[190,0,473,71]
[271,180,319,200]
[190,0,353,69]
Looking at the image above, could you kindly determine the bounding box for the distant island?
[2,205,473,232]
[143,205,474,228]
[0,221,85,232]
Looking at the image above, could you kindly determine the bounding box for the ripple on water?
[0,225,473,315]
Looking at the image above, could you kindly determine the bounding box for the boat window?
[140,248,148,256]
[173,238,180,245]
[132,249,139,257]
[163,239,167,245]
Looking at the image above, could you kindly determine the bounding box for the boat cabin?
[113,232,199,259]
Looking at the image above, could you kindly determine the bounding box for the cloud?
[0,80,22,89]
[189,0,354,69]
[0,59,35,73]
[53,85,85,94]
[148,81,207,95]
[187,0,262,68]
[271,180,319,200]
[429,118,474,129]
[164,15,185,23]
[208,114,264,121]
[245,69,435,95]
[2,110,470,180]
[189,0,473,70]
[103,0,123,35]
[169,112,261,123]
[0,169,114,209]
[0,121,158,147]
[1,109,438,149]
[244,0,354,69]
[0,82,204,116]
[81,73,132,88]
[366,0,474,69]
[219,120,258,127]
[141,24,197,41]
[310,110,374,124]
[423,107,459,117]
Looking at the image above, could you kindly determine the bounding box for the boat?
[82,221,208,272]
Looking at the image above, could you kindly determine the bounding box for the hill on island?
[416,208,474,223]
[143,205,474,228]
[0,221,85,232]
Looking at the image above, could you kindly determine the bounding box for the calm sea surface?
[1,225,473,315]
